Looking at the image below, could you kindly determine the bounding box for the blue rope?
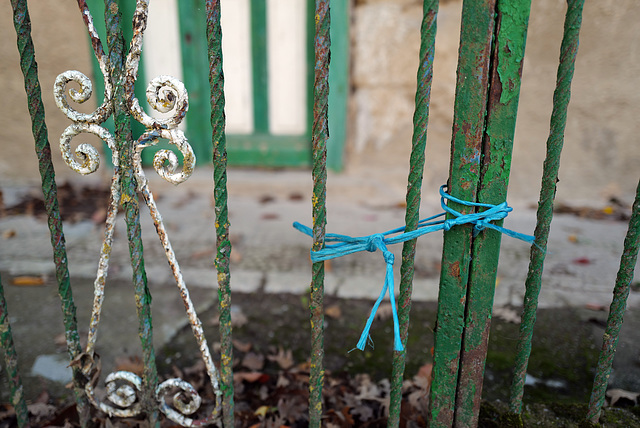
[293,185,536,352]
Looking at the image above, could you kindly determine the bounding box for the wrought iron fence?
[4,0,640,427]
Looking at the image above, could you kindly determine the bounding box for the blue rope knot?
[293,185,536,353]
[367,234,386,253]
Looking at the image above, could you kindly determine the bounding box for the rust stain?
[449,261,461,279]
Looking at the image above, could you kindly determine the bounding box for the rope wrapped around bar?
[294,185,536,352]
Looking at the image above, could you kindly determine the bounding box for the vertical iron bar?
[0,274,29,427]
[508,0,585,418]
[586,179,640,423]
[104,1,159,424]
[9,0,90,424]
[454,1,532,426]
[309,1,330,426]
[428,1,496,426]
[206,1,234,426]
[387,1,439,427]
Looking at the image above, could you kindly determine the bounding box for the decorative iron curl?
[60,123,118,175]
[156,378,216,427]
[85,371,143,418]
[56,2,222,425]
[135,128,195,185]
[129,76,189,130]
[54,70,112,124]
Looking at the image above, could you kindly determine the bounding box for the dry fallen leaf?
[2,229,16,239]
[277,396,308,423]
[234,371,267,383]
[11,276,45,286]
[416,362,433,383]
[27,402,57,419]
[258,195,276,204]
[261,213,280,220]
[233,339,253,353]
[115,355,144,376]
[324,304,342,319]
[276,373,291,388]
[572,257,593,265]
[267,347,294,370]
[606,388,640,407]
[242,352,265,371]
[212,306,249,328]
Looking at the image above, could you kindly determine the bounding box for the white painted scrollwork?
[156,379,204,426]
[130,75,189,131]
[136,128,194,185]
[54,70,112,124]
[59,123,118,174]
[88,371,144,418]
[55,1,221,426]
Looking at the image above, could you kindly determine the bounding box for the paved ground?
[0,167,638,399]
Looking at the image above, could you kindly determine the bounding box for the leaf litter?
[8,345,434,427]
[4,295,640,426]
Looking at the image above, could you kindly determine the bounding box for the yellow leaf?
[12,276,44,286]
[254,405,270,417]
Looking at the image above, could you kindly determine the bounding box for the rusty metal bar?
[508,0,585,419]
[0,274,29,427]
[9,0,90,424]
[454,1,532,426]
[388,1,439,427]
[428,1,496,425]
[309,1,330,426]
[206,0,235,426]
[103,1,160,424]
[586,179,640,423]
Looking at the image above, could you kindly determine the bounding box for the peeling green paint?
[496,2,531,105]
[429,1,497,425]
[455,1,532,424]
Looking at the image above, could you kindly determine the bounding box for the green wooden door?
[178,0,348,169]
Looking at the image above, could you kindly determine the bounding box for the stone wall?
[347,0,640,205]
[0,2,98,187]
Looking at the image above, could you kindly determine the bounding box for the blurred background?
[1,0,639,207]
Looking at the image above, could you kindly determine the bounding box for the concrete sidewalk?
[2,167,638,308]
[0,167,638,398]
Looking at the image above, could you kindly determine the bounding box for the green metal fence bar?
[104,2,160,424]
[429,1,496,425]
[508,0,585,418]
[310,1,330,426]
[10,0,90,424]
[586,179,640,424]
[0,274,29,427]
[206,1,234,426]
[454,1,532,425]
[388,1,439,427]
